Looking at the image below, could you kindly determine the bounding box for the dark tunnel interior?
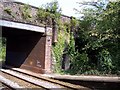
[1,26,44,68]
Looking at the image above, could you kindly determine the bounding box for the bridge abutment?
[1,21,52,74]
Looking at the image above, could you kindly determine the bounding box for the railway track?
[0,75,23,90]
[0,82,14,90]
[0,70,42,90]
[0,67,90,90]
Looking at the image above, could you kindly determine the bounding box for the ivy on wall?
[52,21,71,73]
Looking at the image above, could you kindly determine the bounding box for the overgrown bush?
[71,1,120,75]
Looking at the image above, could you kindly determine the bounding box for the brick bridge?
[0,0,71,73]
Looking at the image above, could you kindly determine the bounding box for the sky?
[15,0,108,18]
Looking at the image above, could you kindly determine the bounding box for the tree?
[71,0,120,75]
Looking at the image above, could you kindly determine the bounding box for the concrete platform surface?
[42,74,120,83]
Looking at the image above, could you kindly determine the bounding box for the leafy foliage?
[0,37,6,61]
[37,7,46,23]
[53,28,69,73]
[37,1,61,25]
[45,0,61,19]
[21,4,32,20]
[71,0,120,75]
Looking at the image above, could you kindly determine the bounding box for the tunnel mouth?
[0,24,52,74]
[1,26,45,72]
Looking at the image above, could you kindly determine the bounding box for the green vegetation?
[66,0,120,75]
[4,8,15,18]
[21,4,32,20]
[45,1,61,20]
[37,7,46,23]
[37,1,61,25]
[52,0,120,75]
[37,7,54,25]
[0,37,6,62]
[53,28,69,73]
[53,21,71,73]
[4,8,12,15]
